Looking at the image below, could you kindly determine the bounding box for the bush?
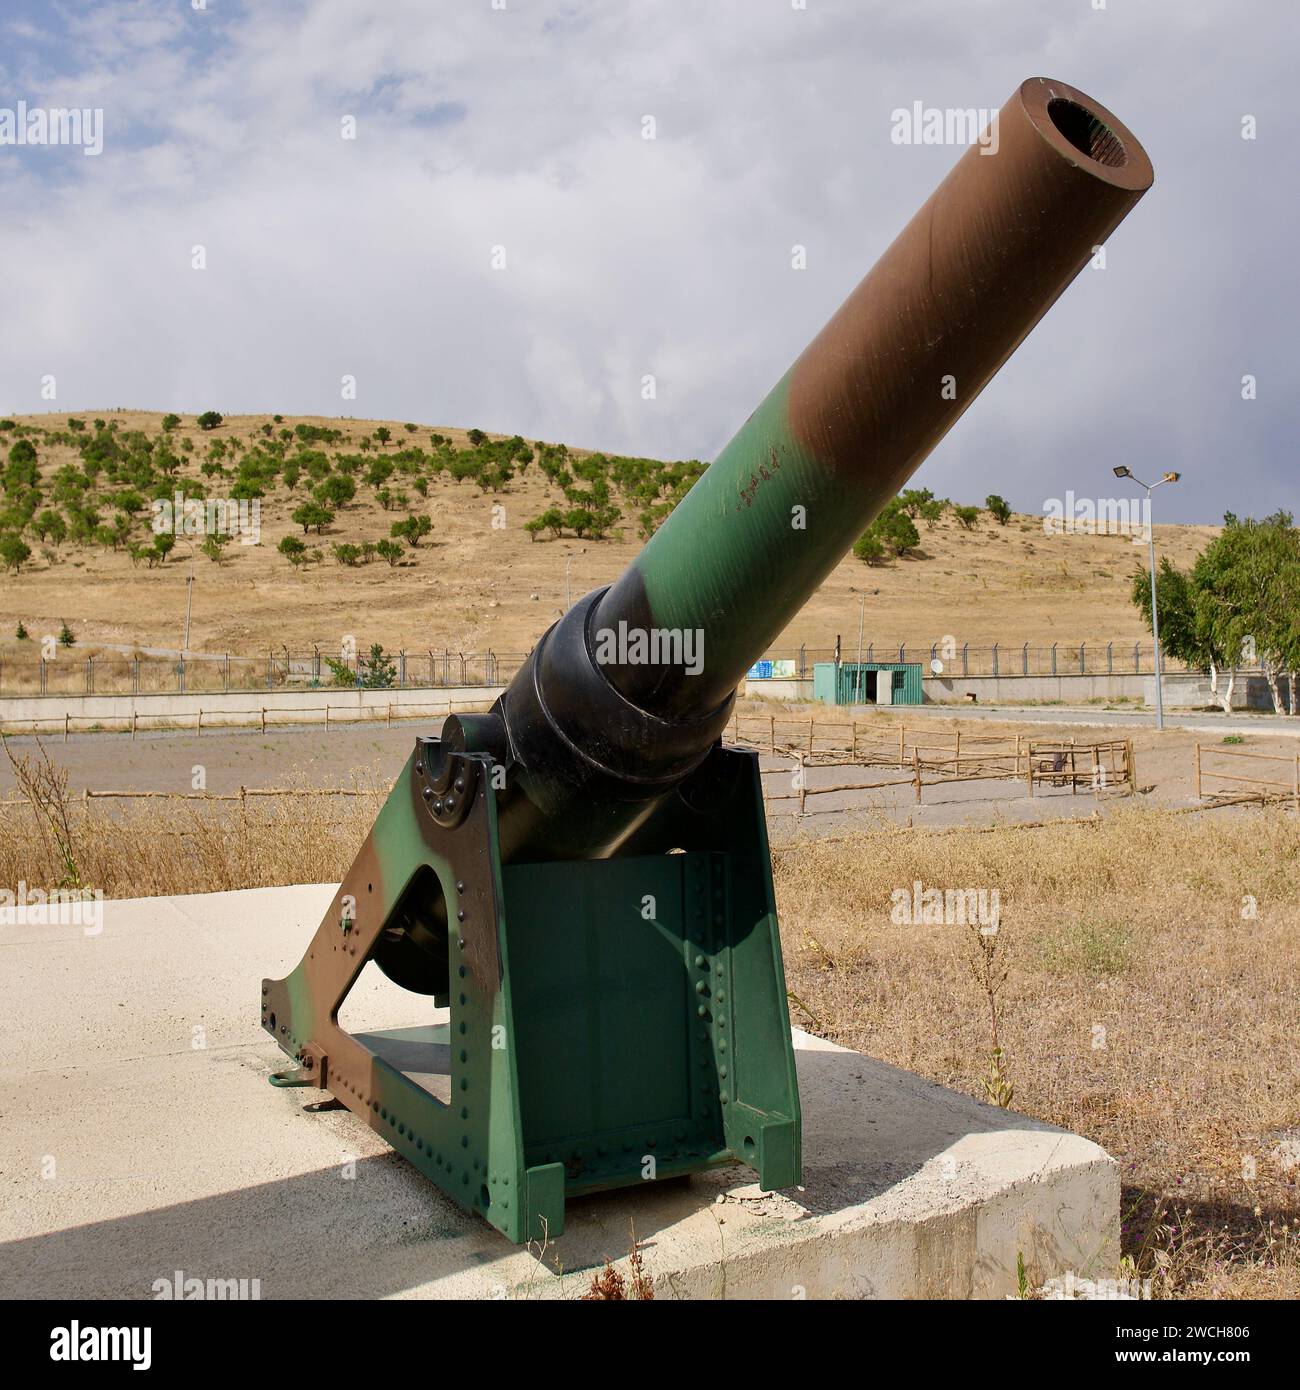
[315,474,356,508]
[985,494,1012,525]
[162,414,181,432]
[58,620,75,646]
[0,534,32,574]
[15,620,28,639]
[375,539,403,566]
[952,504,980,530]
[291,502,334,534]
[852,532,885,565]
[278,535,307,565]
[391,514,432,548]
[197,411,223,431]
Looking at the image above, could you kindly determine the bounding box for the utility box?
[813,661,924,706]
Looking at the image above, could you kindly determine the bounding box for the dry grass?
[0,737,382,897]
[2,744,1296,1297]
[773,807,1300,1298]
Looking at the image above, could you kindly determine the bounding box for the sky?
[0,0,1294,524]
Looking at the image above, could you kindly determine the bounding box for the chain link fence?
[0,649,528,697]
[758,642,1199,679]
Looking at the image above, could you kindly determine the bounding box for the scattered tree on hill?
[952,504,980,529]
[278,535,308,566]
[985,494,1012,525]
[291,501,334,534]
[374,538,403,566]
[162,414,181,431]
[0,534,31,573]
[197,411,223,431]
[391,514,432,548]
[852,532,885,566]
[58,620,75,646]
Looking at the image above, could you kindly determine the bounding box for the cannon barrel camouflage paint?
[262,78,1153,1242]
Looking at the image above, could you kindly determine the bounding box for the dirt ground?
[0,409,1218,666]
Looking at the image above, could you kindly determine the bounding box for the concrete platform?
[0,884,1118,1299]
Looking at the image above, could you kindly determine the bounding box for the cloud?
[0,0,1291,522]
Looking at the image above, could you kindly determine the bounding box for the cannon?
[262,78,1152,1242]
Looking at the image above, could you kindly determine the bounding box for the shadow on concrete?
[0,1043,1070,1300]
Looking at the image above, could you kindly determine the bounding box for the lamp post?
[1112,466,1181,731]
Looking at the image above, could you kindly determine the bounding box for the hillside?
[0,410,1218,665]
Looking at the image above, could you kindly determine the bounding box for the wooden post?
[64,712,69,743]
[808,717,815,754]
[913,748,922,804]
[1293,752,1298,813]
[798,753,807,815]
[131,711,137,742]
[898,725,905,770]
[1195,743,1202,800]
[197,709,202,735]
[851,721,859,763]
[769,715,776,754]
[325,704,330,732]
[387,703,392,727]
[1027,747,1035,798]
[1070,737,1077,795]
[954,729,961,774]
[1015,733,1022,777]
[1127,739,1136,796]
[261,707,267,733]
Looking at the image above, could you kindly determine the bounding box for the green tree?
[374,427,392,448]
[391,514,433,548]
[278,535,308,565]
[291,501,334,534]
[197,411,223,431]
[0,534,32,574]
[985,494,1012,525]
[952,504,980,530]
[34,510,66,544]
[58,620,76,646]
[162,413,181,431]
[375,538,403,566]
[919,498,946,527]
[315,474,356,508]
[852,532,885,565]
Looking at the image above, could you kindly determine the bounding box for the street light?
[1111,467,1182,730]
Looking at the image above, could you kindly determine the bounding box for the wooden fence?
[1195,743,1300,808]
[752,733,1134,814]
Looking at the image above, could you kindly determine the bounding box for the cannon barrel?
[471,78,1152,862]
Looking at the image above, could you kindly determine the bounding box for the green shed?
[813,661,924,706]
